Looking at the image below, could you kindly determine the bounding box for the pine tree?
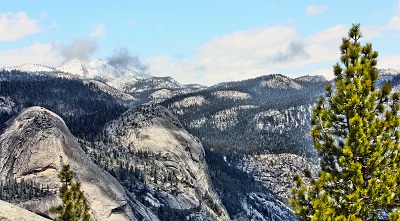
[291,23,400,220]
[50,164,91,221]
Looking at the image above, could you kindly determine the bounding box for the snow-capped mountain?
[56,59,150,80]
[1,60,206,104]
[2,59,150,80]
[2,63,55,73]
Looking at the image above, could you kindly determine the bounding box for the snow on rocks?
[149,89,173,102]
[210,106,257,131]
[212,90,251,100]
[84,80,136,101]
[261,75,302,90]
[172,96,206,109]
[2,64,55,73]
[238,153,319,201]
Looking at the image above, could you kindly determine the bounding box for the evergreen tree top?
[291,23,400,221]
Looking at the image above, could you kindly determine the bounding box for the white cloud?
[387,1,400,31]
[0,38,99,67]
[147,24,349,86]
[91,24,106,37]
[0,12,41,41]
[0,42,64,67]
[388,16,400,30]
[306,5,329,17]
[362,25,384,39]
[378,55,400,70]
[61,39,98,61]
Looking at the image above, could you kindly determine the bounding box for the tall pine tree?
[291,24,400,220]
[50,164,91,221]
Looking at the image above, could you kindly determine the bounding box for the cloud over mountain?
[61,38,98,61]
[108,47,147,72]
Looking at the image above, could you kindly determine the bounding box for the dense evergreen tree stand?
[291,24,400,220]
[50,164,91,221]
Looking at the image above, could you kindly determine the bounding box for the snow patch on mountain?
[254,105,312,132]
[83,80,136,101]
[261,75,302,89]
[172,96,206,111]
[238,153,319,201]
[212,91,251,100]
[149,89,173,100]
[212,108,239,131]
[210,106,258,131]
[189,117,207,128]
[295,75,326,83]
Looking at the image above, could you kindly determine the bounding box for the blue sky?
[1,1,400,85]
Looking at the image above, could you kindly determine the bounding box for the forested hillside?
[161,74,327,158]
[0,70,128,140]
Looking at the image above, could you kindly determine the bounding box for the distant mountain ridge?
[1,60,207,104]
[2,59,149,80]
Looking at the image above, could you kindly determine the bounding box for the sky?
[1,1,400,86]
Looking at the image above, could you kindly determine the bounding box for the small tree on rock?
[291,24,400,220]
[50,164,91,221]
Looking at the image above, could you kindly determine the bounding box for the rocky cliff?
[103,103,230,220]
[0,106,158,221]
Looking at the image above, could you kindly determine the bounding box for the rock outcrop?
[104,103,230,220]
[0,200,50,221]
[0,106,158,221]
[240,153,319,202]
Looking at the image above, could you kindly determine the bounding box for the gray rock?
[0,200,50,221]
[0,106,158,221]
[104,103,230,220]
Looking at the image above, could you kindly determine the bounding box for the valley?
[0,60,399,220]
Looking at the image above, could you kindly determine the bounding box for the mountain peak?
[260,74,302,89]
[56,59,91,77]
[295,75,327,83]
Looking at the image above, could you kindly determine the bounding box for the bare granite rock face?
[0,200,50,221]
[0,106,158,221]
[105,103,230,221]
